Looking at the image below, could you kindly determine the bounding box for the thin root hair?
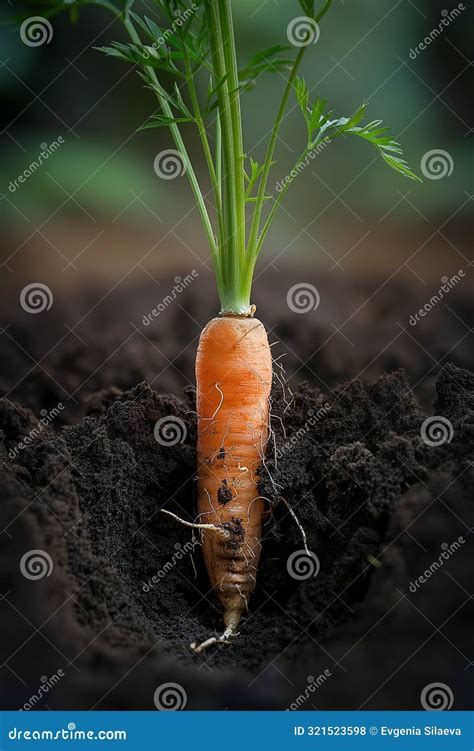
[280,497,311,556]
[160,508,227,537]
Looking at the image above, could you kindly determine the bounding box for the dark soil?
[1,267,472,425]
[0,272,473,710]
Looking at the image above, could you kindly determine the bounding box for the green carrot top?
[13,0,421,313]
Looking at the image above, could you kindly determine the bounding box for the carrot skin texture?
[196,316,272,623]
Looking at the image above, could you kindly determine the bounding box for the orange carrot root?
[193,315,272,650]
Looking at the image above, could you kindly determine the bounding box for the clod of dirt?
[217,479,233,505]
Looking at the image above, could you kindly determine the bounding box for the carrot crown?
[18,0,421,314]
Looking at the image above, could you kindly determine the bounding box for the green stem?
[219,0,246,268]
[205,0,248,312]
[120,12,220,280]
[246,45,307,264]
[183,51,225,266]
[215,114,222,205]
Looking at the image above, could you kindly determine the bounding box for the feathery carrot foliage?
[12,0,421,313]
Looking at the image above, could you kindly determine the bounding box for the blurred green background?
[0,0,472,287]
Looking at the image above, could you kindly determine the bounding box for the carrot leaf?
[295,80,421,182]
[238,45,294,90]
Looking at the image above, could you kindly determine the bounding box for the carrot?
[193,315,272,649]
[52,0,421,653]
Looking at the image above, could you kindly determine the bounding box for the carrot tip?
[190,609,241,654]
